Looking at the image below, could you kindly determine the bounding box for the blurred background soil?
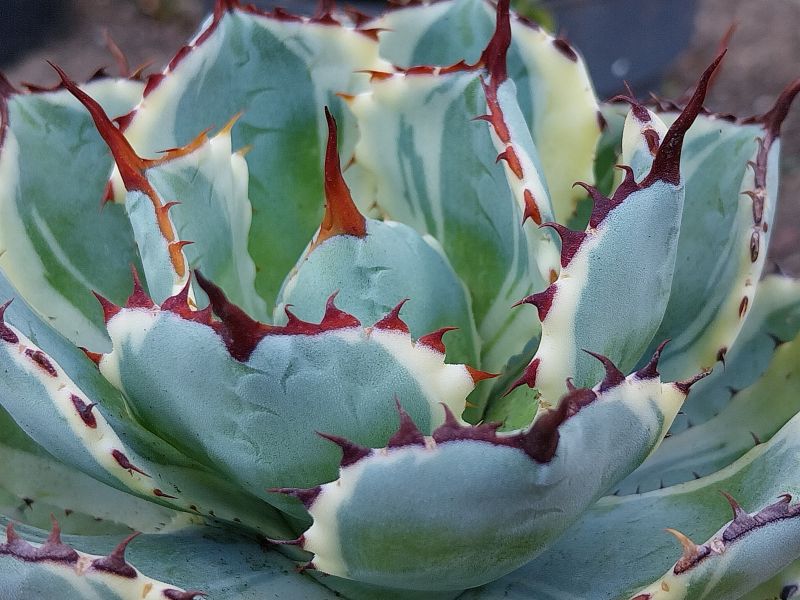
[2,0,798,274]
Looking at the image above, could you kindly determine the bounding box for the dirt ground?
[5,0,799,274]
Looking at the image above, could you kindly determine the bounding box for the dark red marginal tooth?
[319,293,361,330]
[513,389,587,463]
[282,305,312,330]
[574,181,618,229]
[111,449,150,478]
[126,266,155,309]
[582,349,625,392]
[742,190,765,225]
[93,292,122,323]
[610,164,640,202]
[160,276,192,315]
[635,339,670,380]
[268,486,322,509]
[466,366,499,384]
[496,147,524,179]
[540,222,588,268]
[80,347,103,366]
[40,516,80,563]
[431,403,465,441]
[552,36,578,62]
[373,299,410,334]
[163,590,207,600]
[71,395,98,428]
[514,285,557,322]
[0,299,19,344]
[504,358,540,396]
[432,403,503,445]
[388,398,426,448]
[674,369,712,395]
[195,270,274,361]
[25,349,57,378]
[317,432,371,468]
[642,51,725,187]
[153,488,178,499]
[610,89,651,123]
[522,189,543,225]
[91,532,140,578]
[417,327,457,354]
[3,523,36,557]
[314,108,367,248]
[516,392,569,463]
[720,491,759,542]
[742,78,800,139]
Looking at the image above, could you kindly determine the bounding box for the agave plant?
[1,0,799,598]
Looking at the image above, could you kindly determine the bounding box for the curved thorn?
[582,349,625,392]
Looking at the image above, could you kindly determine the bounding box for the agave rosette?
[0,1,799,598]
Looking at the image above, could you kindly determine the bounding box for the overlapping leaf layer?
[0,0,798,598]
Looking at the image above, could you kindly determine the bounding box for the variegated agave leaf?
[0,0,798,598]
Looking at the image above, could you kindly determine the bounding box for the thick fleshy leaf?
[0,405,191,536]
[138,121,265,318]
[636,92,797,382]
[629,494,800,599]
[98,279,482,519]
[369,0,601,222]
[0,518,206,600]
[0,78,143,350]
[289,355,694,591]
[350,11,560,394]
[510,58,719,402]
[0,517,455,600]
[275,110,479,366]
[0,267,294,538]
[471,406,800,598]
[121,6,388,309]
[618,275,800,494]
[277,219,480,366]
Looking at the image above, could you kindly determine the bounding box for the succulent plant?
[1,0,799,598]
